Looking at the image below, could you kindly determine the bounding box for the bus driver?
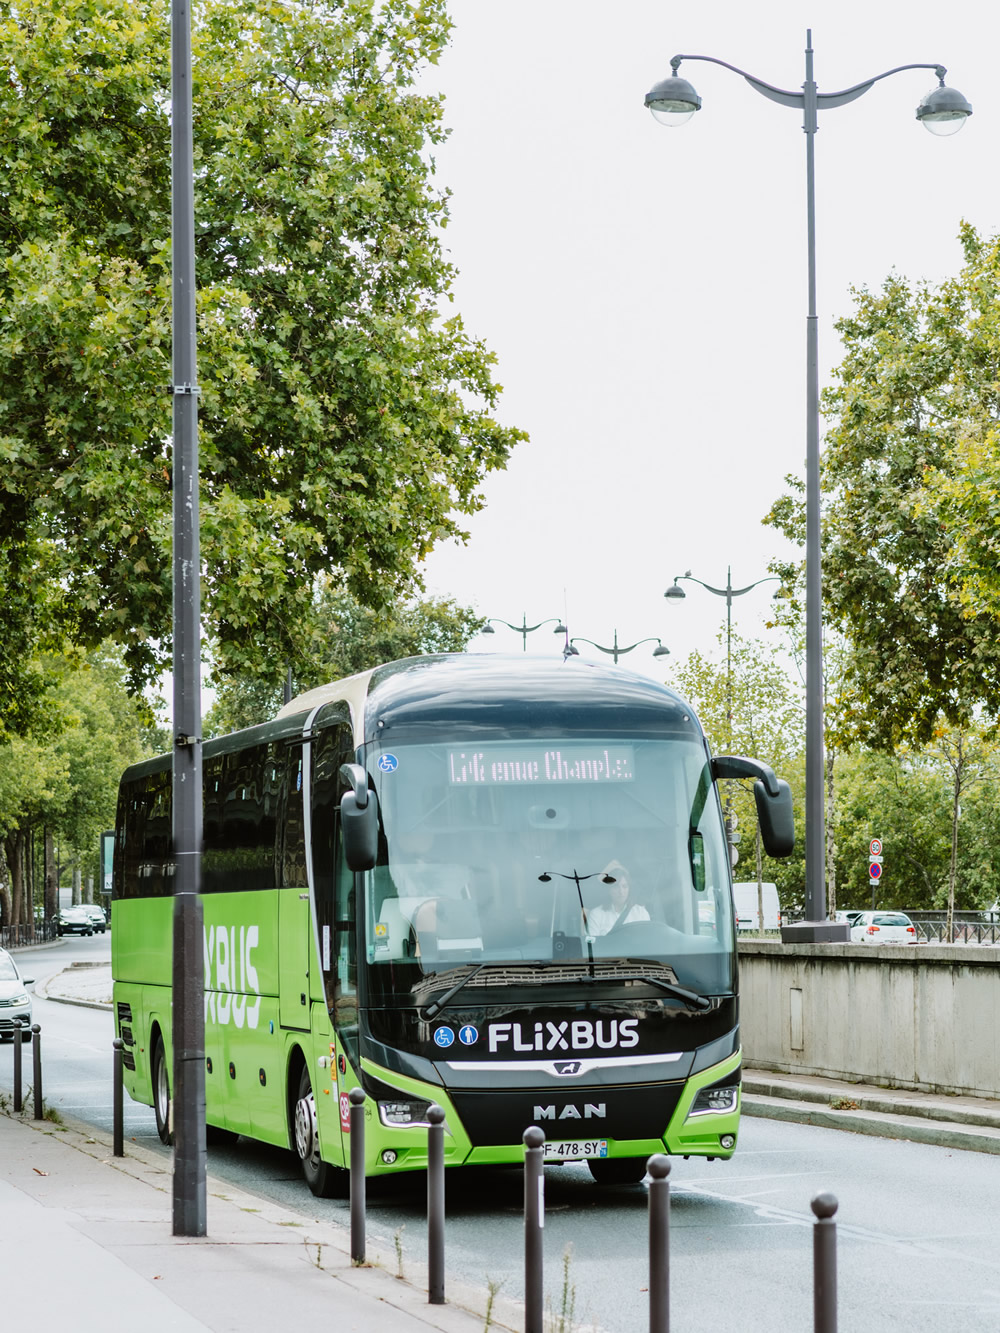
[587,861,650,936]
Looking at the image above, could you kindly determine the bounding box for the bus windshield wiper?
[624,974,712,1011]
[422,963,488,1019]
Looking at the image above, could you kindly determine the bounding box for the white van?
[732,882,781,932]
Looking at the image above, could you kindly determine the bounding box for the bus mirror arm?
[711,756,795,859]
[340,763,369,809]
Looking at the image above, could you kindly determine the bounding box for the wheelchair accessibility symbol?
[378,754,399,773]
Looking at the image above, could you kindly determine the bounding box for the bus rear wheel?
[293,1066,342,1198]
[588,1156,648,1186]
[152,1035,172,1146]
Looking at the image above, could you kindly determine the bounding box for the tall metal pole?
[803,31,825,924]
[171,0,206,1237]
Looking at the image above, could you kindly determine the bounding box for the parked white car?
[0,948,33,1040]
[850,911,918,944]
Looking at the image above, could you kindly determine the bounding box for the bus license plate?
[543,1139,608,1161]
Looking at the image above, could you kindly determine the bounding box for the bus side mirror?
[711,755,795,859]
[340,763,377,871]
[753,778,795,858]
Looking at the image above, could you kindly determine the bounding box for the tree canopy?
[204,585,485,733]
[0,0,524,721]
[768,224,1000,749]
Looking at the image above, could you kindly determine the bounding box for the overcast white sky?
[415,0,998,683]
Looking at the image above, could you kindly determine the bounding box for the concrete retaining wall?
[738,940,1000,1098]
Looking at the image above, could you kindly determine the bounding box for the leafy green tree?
[205,586,485,735]
[669,633,805,914]
[830,751,951,913]
[0,0,523,704]
[768,224,1000,749]
[0,649,149,925]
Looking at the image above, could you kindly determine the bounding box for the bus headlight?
[377,1099,434,1128]
[687,1084,739,1117]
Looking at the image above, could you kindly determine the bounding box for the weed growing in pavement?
[545,1245,577,1333]
[483,1275,505,1330]
[43,1104,62,1123]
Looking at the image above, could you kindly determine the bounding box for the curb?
[35,966,113,1012]
[742,1092,1000,1154]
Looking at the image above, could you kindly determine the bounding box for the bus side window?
[281,745,307,887]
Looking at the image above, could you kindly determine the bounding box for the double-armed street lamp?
[483,615,568,652]
[646,35,971,940]
[665,569,781,751]
[568,631,670,665]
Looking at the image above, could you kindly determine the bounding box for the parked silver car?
[0,948,33,1040]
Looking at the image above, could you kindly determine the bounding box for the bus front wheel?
[588,1156,648,1186]
[293,1066,341,1198]
[152,1035,172,1146]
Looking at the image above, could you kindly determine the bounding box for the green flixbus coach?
[112,653,794,1194]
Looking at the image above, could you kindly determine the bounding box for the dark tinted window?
[203,744,280,892]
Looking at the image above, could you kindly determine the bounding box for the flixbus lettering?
[487,1018,639,1054]
[203,924,261,1029]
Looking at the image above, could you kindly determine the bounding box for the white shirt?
[587,902,650,936]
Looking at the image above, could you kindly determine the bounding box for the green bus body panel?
[113,889,343,1155]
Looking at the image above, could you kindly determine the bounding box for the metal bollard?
[349,1087,367,1264]
[12,1017,23,1112]
[31,1023,42,1120]
[523,1126,546,1333]
[113,1038,124,1157]
[812,1192,839,1333]
[647,1154,671,1333]
[427,1104,446,1305]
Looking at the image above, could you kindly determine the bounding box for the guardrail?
[1,922,60,949]
[909,917,1000,945]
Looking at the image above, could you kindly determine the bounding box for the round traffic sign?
[870,838,882,857]
[869,862,882,879]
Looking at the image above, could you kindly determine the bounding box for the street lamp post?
[665,569,780,752]
[646,35,971,941]
[170,0,206,1234]
[569,631,670,665]
[483,615,567,651]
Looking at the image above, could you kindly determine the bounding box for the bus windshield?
[363,735,733,994]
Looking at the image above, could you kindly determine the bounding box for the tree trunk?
[10,829,25,927]
[825,748,837,919]
[44,828,58,922]
[0,838,12,927]
[72,864,82,907]
[947,769,961,942]
[754,826,764,934]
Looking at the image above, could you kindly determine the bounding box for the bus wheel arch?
[290,1055,342,1198]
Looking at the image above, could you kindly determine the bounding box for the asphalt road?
[5,936,1000,1332]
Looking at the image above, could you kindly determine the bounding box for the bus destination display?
[448,745,634,786]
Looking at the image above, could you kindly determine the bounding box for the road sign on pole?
[870,838,882,857]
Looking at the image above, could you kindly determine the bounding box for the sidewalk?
[0,1109,516,1333]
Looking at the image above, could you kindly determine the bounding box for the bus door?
[279,742,311,1031]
